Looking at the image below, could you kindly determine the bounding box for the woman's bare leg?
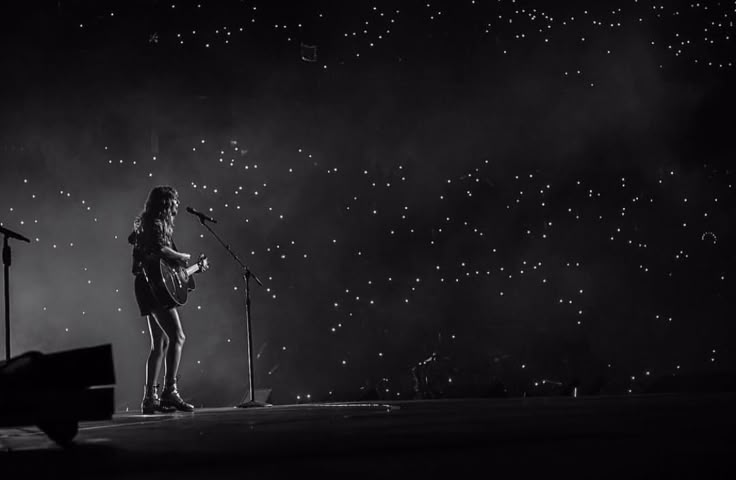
[144,315,169,395]
[151,307,193,411]
[151,307,185,386]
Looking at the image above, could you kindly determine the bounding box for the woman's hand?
[178,252,192,266]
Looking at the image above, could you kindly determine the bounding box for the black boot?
[160,376,195,412]
[141,384,175,414]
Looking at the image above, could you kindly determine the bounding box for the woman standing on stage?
[128,185,195,413]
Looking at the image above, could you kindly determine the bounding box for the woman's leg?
[151,307,185,386]
[144,315,169,394]
[151,307,194,411]
[141,315,172,413]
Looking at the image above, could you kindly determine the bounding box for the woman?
[128,185,195,413]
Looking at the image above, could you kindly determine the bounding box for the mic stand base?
[236,400,271,409]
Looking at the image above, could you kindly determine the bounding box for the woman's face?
[172,197,180,217]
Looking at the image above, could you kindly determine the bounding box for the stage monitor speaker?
[0,344,115,446]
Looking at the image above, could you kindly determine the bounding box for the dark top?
[128,219,173,276]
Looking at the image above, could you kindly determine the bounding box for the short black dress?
[129,219,177,317]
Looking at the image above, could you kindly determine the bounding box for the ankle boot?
[160,376,195,412]
[141,384,175,414]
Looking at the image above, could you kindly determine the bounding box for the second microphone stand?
[1,225,31,362]
[194,217,270,408]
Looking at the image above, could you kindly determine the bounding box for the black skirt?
[134,273,176,317]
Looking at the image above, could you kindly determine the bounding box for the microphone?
[186,206,217,224]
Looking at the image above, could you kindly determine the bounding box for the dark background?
[0,0,734,410]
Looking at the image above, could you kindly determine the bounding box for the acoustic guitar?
[143,253,209,306]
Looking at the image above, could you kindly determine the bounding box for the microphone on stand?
[186,206,217,224]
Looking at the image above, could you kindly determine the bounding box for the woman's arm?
[160,246,191,264]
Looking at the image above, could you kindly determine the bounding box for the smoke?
[0,4,727,407]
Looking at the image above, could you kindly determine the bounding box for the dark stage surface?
[1,393,734,478]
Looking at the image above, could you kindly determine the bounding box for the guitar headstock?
[197,253,210,273]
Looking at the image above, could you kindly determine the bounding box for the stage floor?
[1,393,734,478]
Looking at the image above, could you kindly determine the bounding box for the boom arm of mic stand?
[197,218,263,288]
[244,267,263,287]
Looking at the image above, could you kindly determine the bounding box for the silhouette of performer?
[128,186,194,413]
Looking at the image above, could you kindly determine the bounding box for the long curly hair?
[128,185,179,245]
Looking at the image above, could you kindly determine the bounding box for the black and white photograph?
[0,0,734,477]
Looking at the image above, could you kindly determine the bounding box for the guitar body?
[143,254,208,307]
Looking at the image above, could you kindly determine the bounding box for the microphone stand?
[192,216,270,408]
[1,225,31,362]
